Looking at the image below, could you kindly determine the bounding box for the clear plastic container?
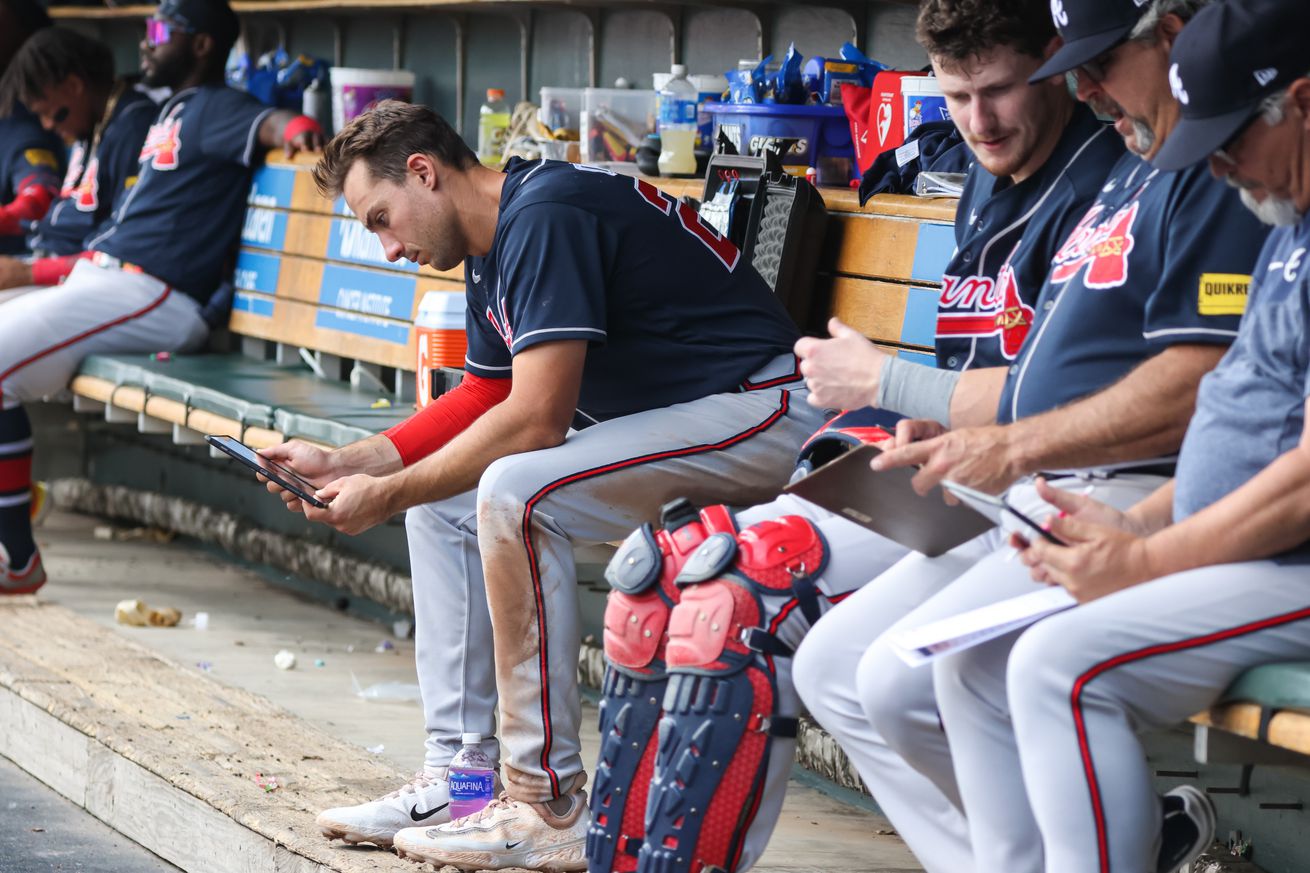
[658,65,698,177]
[538,86,584,136]
[478,89,511,166]
[448,733,496,819]
[581,88,657,164]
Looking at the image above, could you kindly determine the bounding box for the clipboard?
[783,443,995,557]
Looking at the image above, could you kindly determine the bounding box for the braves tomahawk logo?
[936,260,1035,360]
[1049,200,1140,289]
[140,105,184,171]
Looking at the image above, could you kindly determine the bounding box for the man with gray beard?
[952,3,1310,873]
[795,1,1271,872]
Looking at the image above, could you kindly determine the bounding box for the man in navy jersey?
[584,3,1125,872]
[0,27,158,301]
[0,0,62,258]
[256,99,820,870]
[0,0,321,596]
[998,4,1310,871]
[796,1,1270,872]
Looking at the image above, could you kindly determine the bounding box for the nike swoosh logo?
[506,840,524,850]
[409,801,449,822]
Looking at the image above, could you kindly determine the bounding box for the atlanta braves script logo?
[140,107,183,171]
[1049,200,1140,289]
[937,261,1035,360]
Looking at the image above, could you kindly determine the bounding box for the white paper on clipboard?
[889,586,1076,667]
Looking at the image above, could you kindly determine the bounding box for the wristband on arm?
[31,253,89,286]
[282,115,324,145]
[875,355,962,427]
[0,183,55,235]
[383,373,512,466]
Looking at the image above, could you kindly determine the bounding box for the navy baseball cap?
[1153,0,1310,171]
[156,0,239,47]
[1029,0,1150,83]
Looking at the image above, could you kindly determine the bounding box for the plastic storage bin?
[581,88,657,164]
[329,67,415,132]
[539,86,584,135]
[706,103,855,186]
[415,291,467,409]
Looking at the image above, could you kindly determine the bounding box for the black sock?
[0,405,36,569]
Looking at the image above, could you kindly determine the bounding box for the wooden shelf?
[51,0,919,21]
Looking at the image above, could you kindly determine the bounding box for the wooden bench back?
[230,156,957,376]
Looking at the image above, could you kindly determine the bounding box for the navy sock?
[0,405,35,569]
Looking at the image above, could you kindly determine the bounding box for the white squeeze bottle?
[447,733,496,818]
[658,64,698,177]
[478,89,511,166]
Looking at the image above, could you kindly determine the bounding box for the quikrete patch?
[1198,273,1251,316]
[24,149,58,169]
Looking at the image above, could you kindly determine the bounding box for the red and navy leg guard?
[588,499,737,873]
[637,516,828,873]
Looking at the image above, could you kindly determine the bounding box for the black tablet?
[206,435,330,509]
[784,444,995,557]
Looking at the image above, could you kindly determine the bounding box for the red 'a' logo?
[73,158,100,212]
[140,117,183,171]
[1049,200,1139,289]
[936,261,1035,360]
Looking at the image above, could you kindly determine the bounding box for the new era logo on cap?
[1169,64,1190,106]
[1254,68,1278,87]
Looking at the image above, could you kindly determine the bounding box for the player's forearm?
[386,398,569,512]
[1002,344,1225,474]
[1141,449,1310,578]
[1123,480,1176,535]
[331,434,404,477]
[257,110,322,151]
[948,367,1007,429]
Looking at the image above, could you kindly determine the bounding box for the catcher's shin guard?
[588,499,738,873]
[638,516,828,873]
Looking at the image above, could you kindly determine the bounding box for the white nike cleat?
[316,770,453,848]
[394,788,589,871]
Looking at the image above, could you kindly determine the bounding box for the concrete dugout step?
[0,599,431,873]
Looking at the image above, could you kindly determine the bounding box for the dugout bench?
[63,154,1310,782]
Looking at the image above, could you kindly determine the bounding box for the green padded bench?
[1194,663,1310,766]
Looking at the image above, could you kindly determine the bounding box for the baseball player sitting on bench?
[0,0,62,257]
[587,2,1127,872]
[795,1,1271,872]
[261,101,825,870]
[0,27,159,303]
[0,0,322,596]
[957,3,1310,872]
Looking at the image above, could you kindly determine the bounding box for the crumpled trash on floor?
[114,599,183,627]
[253,772,282,792]
[274,650,297,670]
[94,525,175,544]
[351,671,421,703]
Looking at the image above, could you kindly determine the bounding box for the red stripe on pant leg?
[0,285,172,406]
[1072,604,1310,873]
[0,455,32,492]
[519,390,792,798]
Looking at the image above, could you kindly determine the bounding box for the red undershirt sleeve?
[382,372,512,466]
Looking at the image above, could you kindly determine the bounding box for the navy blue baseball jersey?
[88,85,274,301]
[1174,217,1310,561]
[463,158,799,423]
[996,153,1269,425]
[0,104,63,256]
[937,104,1124,371]
[30,86,157,257]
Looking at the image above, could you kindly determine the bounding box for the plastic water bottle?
[448,733,496,819]
[658,64,698,177]
[478,89,511,166]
